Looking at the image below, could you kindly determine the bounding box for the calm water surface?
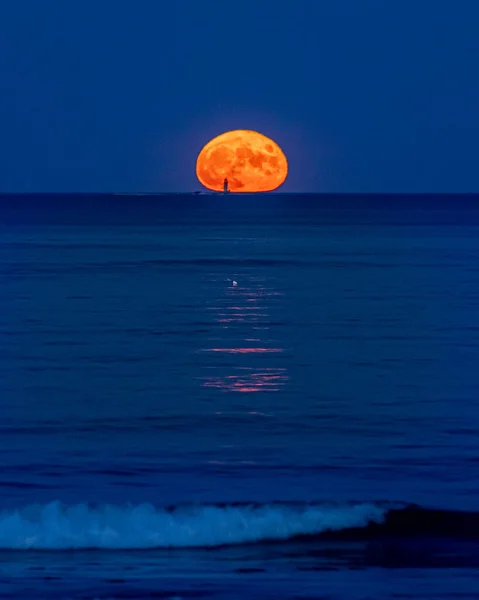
[1,194,479,599]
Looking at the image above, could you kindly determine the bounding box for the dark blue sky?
[0,0,478,193]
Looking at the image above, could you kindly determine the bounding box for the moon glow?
[196,130,288,192]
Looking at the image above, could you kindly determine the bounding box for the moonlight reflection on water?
[201,277,289,394]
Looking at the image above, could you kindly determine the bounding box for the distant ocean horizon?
[1,193,479,599]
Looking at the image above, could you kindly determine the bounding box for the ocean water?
[1,193,479,599]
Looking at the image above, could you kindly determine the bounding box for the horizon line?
[1,192,479,197]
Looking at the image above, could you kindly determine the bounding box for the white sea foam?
[0,501,387,550]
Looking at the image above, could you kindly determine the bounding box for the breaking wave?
[0,501,477,550]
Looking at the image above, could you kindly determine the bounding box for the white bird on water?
[227,278,238,287]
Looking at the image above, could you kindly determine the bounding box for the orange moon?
[196,130,288,192]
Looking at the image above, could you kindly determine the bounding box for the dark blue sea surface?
[1,193,479,599]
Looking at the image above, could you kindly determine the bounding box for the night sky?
[0,0,478,193]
